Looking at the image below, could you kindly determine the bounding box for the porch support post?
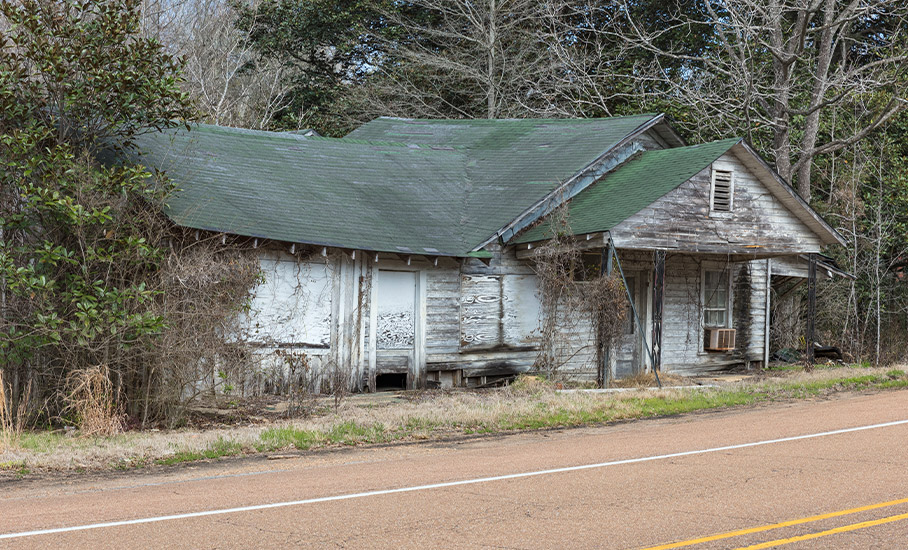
[806,253,817,366]
[597,240,615,388]
[652,250,665,372]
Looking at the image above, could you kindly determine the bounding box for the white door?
[373,270,418,389]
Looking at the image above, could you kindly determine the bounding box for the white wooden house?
[135,114,845,391]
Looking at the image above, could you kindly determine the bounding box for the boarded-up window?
[711,169,734,212]
[243,256,333,346]
[502,275,541,346]
[460,275,500,348]
[461,274,540,349]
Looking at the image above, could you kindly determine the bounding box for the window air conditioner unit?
[705,328,736,351]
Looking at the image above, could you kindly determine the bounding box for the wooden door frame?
[609,270,650,378]
[367,265,427,391]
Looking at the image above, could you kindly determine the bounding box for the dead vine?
[62,365,126,436]
[533,206,628,380]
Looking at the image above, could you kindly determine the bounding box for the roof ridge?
[480,113,667,249]
[374,113,659,124]
[186,122,465,151]
[640,137,742,153]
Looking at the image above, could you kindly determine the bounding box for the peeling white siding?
[611,152,823,255]
[241,251,333,347]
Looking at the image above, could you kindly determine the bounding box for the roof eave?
[165,217,480,258]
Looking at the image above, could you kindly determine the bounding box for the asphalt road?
[2,390,907,549]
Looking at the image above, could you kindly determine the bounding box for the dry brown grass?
[2,365,905,472]
[63,365,126,436]
[0,371,30,452]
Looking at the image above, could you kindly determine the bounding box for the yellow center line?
[732,511,908,549]
[638,496,908,550]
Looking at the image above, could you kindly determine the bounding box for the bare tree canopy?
[566,0,908,202]
[356,0,564,121]
[140,0,293,129]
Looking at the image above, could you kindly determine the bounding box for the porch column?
[806,253,817,365]
[652,250,665,372]
[598,242,614,388]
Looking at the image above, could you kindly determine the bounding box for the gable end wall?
[610,152,823,255]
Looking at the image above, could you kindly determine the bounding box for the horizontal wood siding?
[611,153,823,255]
[553,306,597,381]
[747,259,769,359]
[426,268,462,354]
[657,254,767,375]
[660,254,701,370]
[443,245,543,376]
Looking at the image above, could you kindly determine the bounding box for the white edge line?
[3,418,908,540]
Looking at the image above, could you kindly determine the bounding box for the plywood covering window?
[710,168,734,212]
[461,274,541,349]
[702,270,730,328]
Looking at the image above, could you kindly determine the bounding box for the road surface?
[2,390,907,549]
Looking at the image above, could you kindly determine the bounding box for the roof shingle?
[133,116,660,255]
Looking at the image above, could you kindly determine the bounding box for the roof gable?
[515,139,742,244]
[730,142,844,247]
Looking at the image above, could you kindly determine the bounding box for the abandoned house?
[133,113,846,391]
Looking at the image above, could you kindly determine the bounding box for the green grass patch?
[257,426,323,451]
[0,459,27,471]
[18,431,66,452]
[157,436,244,466]
[498,390,758,431]
[257,421,391,451]
[7,367,908,472]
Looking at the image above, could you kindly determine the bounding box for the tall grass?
[0,371,30,452]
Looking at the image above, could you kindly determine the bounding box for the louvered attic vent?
[711,169,733,211]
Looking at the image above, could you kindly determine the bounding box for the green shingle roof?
[133,125,468,255]
[514,139,742,243]
[347,115,659,252]
[132,116,660,255]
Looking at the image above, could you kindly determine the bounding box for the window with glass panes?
[703,270,730,328]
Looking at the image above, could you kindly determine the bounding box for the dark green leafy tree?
[232,0,392,135]
[0,0,194,425]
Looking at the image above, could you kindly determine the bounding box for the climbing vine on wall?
[531,207,628,380]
